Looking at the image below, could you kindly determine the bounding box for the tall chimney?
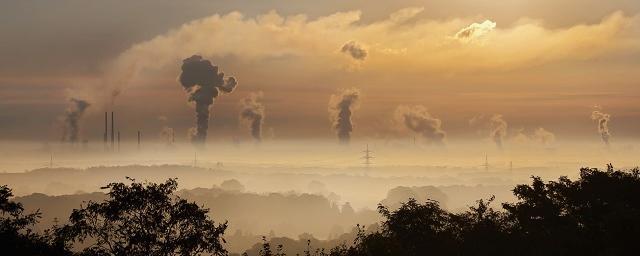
[111,112,115,149]
[117,130,120,152]
[137,130,141,149]
[104,112,108,148]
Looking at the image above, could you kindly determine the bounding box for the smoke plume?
[512,127,556,146]
[159,127,175,145]
[329,88,361,144]
[62,98,90,143]
[179,55,238,144]
[239,92,265,142]
[341,41,367,61]
[394,105,446,145]
[591,110,611,145]
[489,114,508,149]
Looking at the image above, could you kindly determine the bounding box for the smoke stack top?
[329,88,361,144]
[239,92,265,142]
[62,98,90,143]
[179,55,237,144]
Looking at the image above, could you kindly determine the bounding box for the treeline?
[2,165,640,255]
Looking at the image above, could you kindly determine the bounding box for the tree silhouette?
[56,178,228,256]
[0,185,69,255]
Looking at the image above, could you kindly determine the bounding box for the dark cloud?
[179,55,237,144]
[329,88,360,144]
[61,98,90,143]
[239,92,265,142]
[341,41,367,61]
[395,105,446,144]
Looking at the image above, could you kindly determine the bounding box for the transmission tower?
[481,154,489,171]
[362,144,374,172]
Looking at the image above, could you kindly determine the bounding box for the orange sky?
[0,0,639,144]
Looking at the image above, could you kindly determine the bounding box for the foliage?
[0,185,70,255]
[56,178,228,256]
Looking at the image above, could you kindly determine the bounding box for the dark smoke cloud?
[340,41,367,61]
[239,92,265,142]
[395,105,446,145]
[591,110,611,145]
[329,88,360,144]
[179,55,237,144]
[62,98,90,143]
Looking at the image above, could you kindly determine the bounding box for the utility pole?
[362,144,374,174]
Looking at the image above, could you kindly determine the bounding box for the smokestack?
[104,112,108,148]
[179,55,238,145]
[117,130,120,152]
[111,112,115,149]
[137,130,141,149]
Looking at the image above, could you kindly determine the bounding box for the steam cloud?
[489,114,508,149]
[329,88,361,144]
[62,98,90,143]
[591,110,611,145]
[179,55,238,144]
[395,105,446,144]
[239,92,265,142]
[512,127,556,146]
[341,41,367,61]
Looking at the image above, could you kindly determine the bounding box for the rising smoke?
[157,116,175,145]
[62,98,90,143]
[239,92,265,142]
[341,41,368,61]
[470,114,508,148]
[489,114,508,149]
[179,55,237,144]
[329,88,361,144]
[394,105,446,145]
[591,110,611,145]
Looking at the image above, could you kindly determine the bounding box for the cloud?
[454,20,497,42]
[93,8,638,107]
[341,41,368,60]
[394,105,446,145]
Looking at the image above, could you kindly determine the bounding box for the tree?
[0,185,69,255]
[57,178,228,256]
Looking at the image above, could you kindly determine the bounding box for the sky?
[1,0,639,144]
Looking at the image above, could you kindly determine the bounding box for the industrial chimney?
[137,130,141,150]
[104,112,108,150]
[110,112,115,150]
